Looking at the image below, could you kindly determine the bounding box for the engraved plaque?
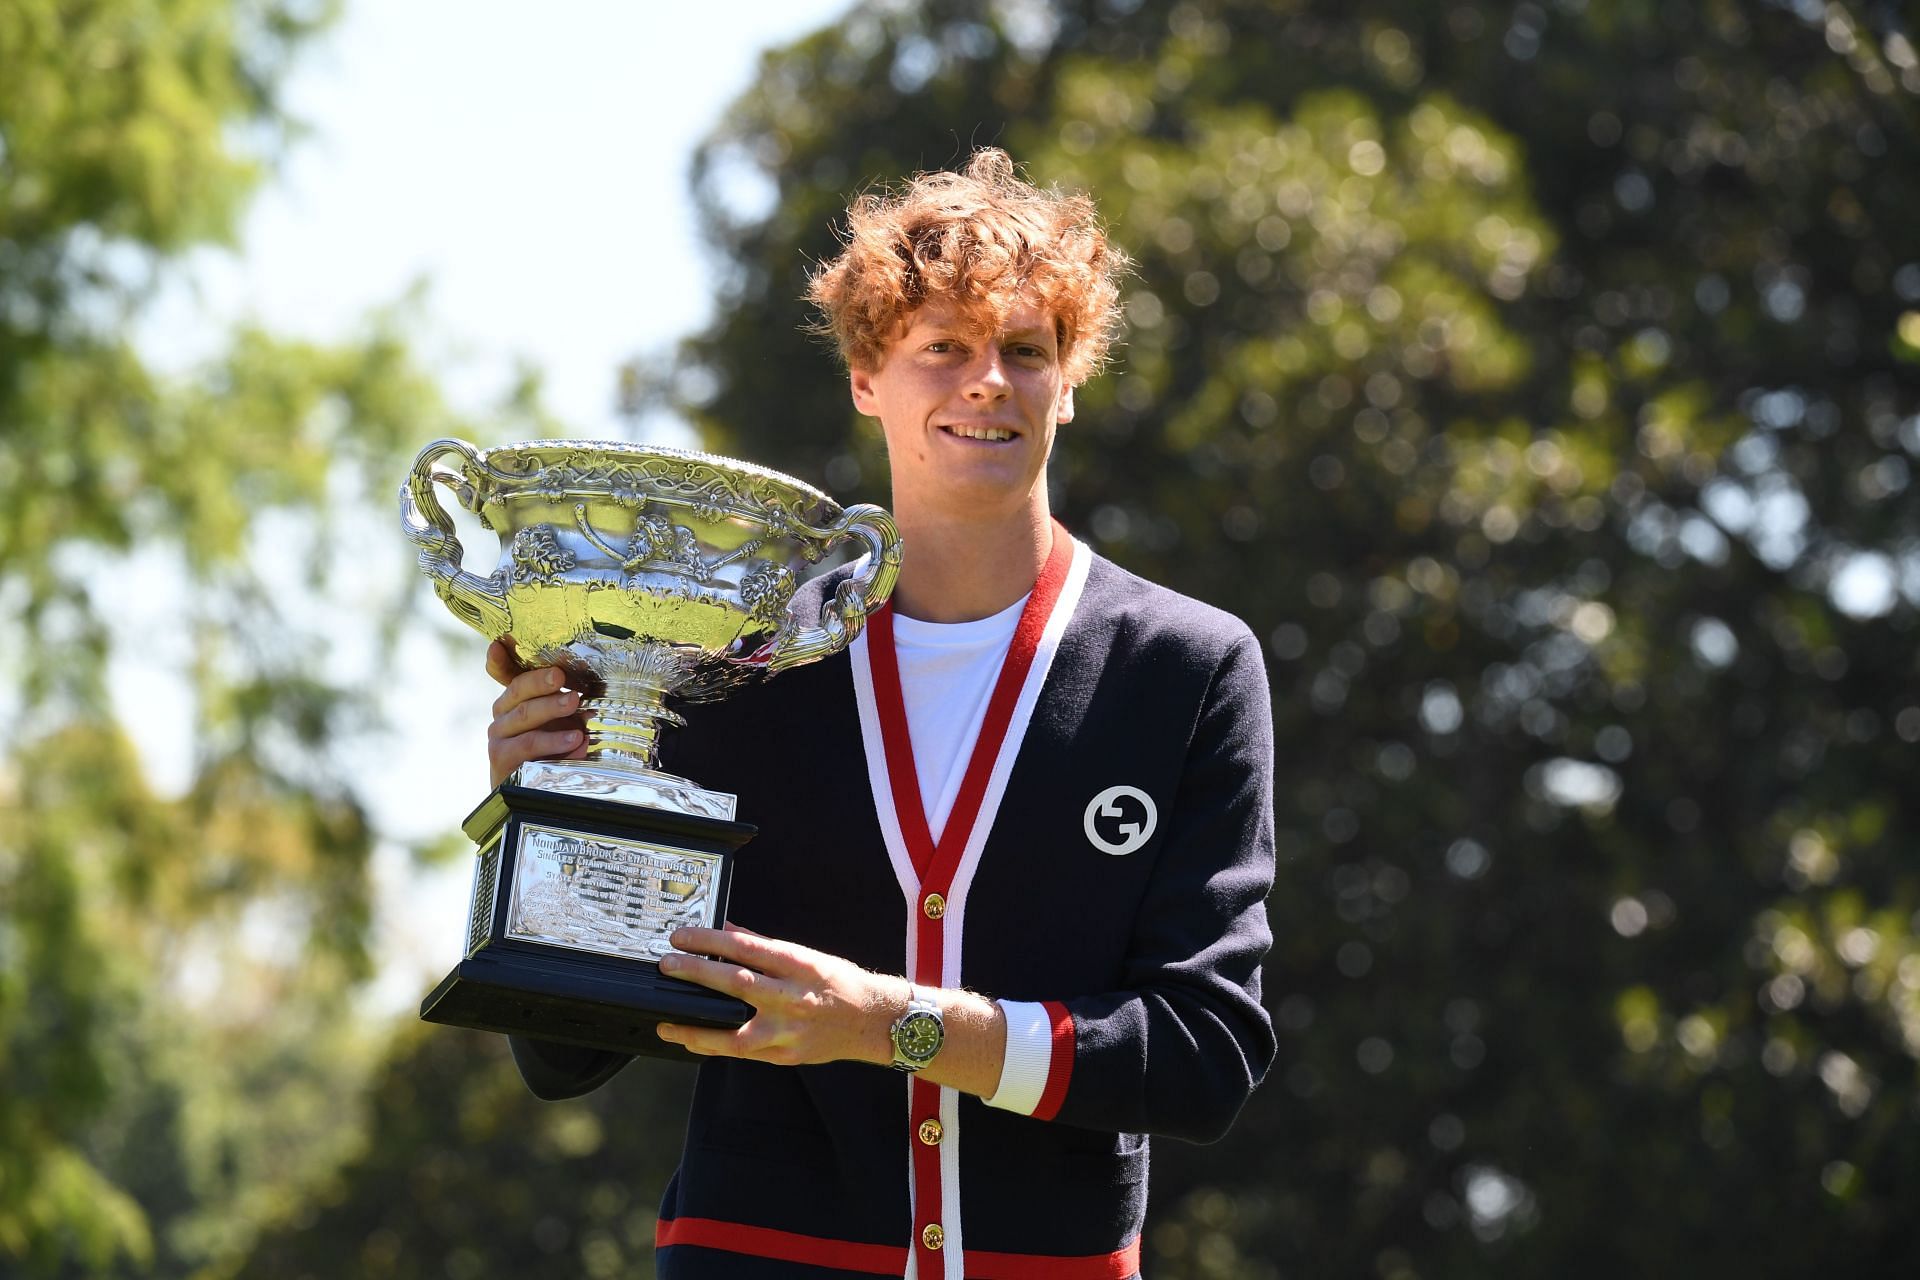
[504,822,722,961]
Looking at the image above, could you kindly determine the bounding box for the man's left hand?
[656,924,904,1067]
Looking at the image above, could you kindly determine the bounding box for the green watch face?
[895,1010,942,1063]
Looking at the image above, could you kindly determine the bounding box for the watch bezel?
[895,1011,941,1062]
[890,994,945,1071]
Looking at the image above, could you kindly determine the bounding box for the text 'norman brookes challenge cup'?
[400,437,901,1058]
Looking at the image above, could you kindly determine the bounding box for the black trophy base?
[420,940,751,1062]
[420,779,757,1063]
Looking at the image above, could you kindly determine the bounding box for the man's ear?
[850,365,879,416]
[1057,384,1076,425]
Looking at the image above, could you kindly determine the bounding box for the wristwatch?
[889,988,945,1073]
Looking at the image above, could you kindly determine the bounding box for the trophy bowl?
[401,436,901,815]
[400,437,902,1058]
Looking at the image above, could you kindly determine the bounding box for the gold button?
[917,1118,943,1145]
[921,1223,945,1250]
[922,892,946,920]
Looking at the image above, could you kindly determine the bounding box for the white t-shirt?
[891,593,1027,841]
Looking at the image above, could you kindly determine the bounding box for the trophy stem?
[582,674,687,773]
[517,643,732,820]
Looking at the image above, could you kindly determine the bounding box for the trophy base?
[420,780,757,1063]
[421,941,751,1062]
[508,758,739,821]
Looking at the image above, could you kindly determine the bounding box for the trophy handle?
[400,438,512,638]
[763,504,902,674]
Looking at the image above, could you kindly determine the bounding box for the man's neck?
[887,506,1055,624]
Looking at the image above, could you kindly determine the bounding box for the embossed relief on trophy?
[403,439,904,811]
[402,438,903,724]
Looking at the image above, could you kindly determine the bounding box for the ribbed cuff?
[984,999,1055,1115]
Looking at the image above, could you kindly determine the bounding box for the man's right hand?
[485,637,588,788]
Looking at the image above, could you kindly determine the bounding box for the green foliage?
[0,324,459,1277]
[0,0,317,258]
[0,0,483,1272]
[237,1029,692,1280]
[637,0,1920,1274]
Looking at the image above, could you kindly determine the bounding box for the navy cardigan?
[511,542,1276,1278]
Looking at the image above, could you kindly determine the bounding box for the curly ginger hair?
[805,149,1129,386]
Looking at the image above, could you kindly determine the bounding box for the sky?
[128,0,858,1011]
[145,0,853,440]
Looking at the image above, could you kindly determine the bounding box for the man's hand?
[658,925,1011,1096]
[656,924,902,1067]
[485,637,588,789]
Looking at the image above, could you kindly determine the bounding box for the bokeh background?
[6,0,1920,1276]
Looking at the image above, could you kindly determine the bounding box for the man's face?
[849,297,1075,527]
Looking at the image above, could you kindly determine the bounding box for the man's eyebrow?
[908,317,972,336]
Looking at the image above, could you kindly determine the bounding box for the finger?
[670,926,800,979]
[490,727,583,781]
[487,688,583,742]
[485,639,521,687]
[657,950,771,1003]
[489,726,584,785]
[658,1022,761,1059]
[490,665,570,719]
[658,1017,800,1064]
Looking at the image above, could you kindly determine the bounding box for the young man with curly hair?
[486,149,1275,1279]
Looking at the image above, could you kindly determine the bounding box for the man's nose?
[962,346,1012,398]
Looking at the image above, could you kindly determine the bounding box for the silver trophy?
[400,437,901,1056]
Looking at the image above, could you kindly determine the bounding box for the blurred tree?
[0,1,485,1273]
[236,1028,692,1280]
[622,0,1920,1274]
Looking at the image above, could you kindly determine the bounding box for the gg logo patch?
[1084,785,1158,856]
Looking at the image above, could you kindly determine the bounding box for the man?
[485,149,1275,1278]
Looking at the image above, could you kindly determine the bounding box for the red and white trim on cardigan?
[851,526,1092,1280]
[656,1216,1142,1279]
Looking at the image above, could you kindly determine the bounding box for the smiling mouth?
[940,424,1017,442]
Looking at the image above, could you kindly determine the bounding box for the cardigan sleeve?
[984,631,1277,1143]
